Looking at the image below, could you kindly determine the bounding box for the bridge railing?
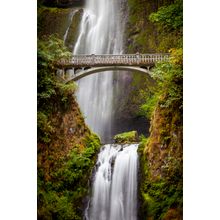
[57,53,170,67]
[71,54,169,66]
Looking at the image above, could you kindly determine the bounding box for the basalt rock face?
[146,106,182,180]
[126,0,176,53]
[38,95,94,181]
[64,8,83,51]
[113,0,174,142]
[37,92,101,219]
[125,0,183,219]
[138,105,183,220]
[38,6,83,51]
[38,7,72,39]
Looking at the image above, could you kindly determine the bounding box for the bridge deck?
[56,53,170,68]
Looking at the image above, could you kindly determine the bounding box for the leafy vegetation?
[38,133,100,220]
[37,35,75,143]
[140,48,183,120]
[149,0,183,32]
[137,0,183,121]
[37,35,101,219]
[139,92,157,119]
[136,1,183,219]
[139,138,183,219]
[150,0,183,51]
[127,0,183,53]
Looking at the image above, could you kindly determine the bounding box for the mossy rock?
[38,6,72,39]
[64,9,83,51]
[114,131,139,144]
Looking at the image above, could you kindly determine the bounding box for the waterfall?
[85,144,138,220]
[72,1,139,219]
[73,0,126,142]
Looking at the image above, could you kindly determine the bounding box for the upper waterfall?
[73,0,127,142]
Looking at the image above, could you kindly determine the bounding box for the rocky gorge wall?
[112,0,180,139]
[37,36,101,219]
[125,0,183,219]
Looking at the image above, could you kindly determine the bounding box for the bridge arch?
[65,65,152,83]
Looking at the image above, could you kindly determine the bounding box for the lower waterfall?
[85,144,138,220]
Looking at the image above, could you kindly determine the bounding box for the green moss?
[114,130,139,144]
[126,0,182,53]
[123,0,182,129]
[135,5,183,215]
[149,0,183,32]
[38,132,101,220]
[139,144,183,219]
[37,36,75,143]
[64,9,83,50]
[38,6,72,39]
[37,35,101,219]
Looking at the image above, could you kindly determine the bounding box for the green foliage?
[152,48,183,109]
[140,48,183,119]
[52,134,100,192]
[141,179,182,219]
[139,93,157,119]
[137,135,149,155]
[114,131,139,144]
[38,35,72,64]
[127,0,183,52]
[83,133,101,157]
[127,1,183,218]
[139,143,182,219]
[37,112,55,143]
[37,190,79,220]
[38,133,101,220]
[138,50,183,217]
[127,0,183,121]
[37,35,76,143]
[149,0,183,32]
[148,0,183,51]
[37,34,101,220]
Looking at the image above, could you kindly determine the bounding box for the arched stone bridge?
[55,53,169,82]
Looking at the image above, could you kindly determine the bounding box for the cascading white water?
[86,144,138,220]
[72,1,139,219]
[73,0,126,142]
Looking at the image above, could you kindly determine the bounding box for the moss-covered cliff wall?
[125,0,183,219]
[38,6,83,51]
[114,0,181,138]
[38,7,71,39]
[37,36,101,219]
[126,0,181,53]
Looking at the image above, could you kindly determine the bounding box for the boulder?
[114,131,139,144]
